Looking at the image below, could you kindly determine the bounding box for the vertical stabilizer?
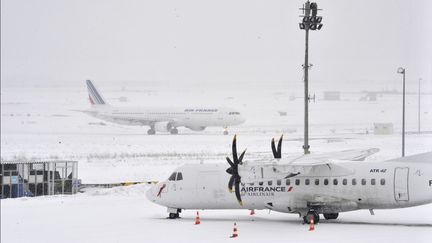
[86,80,107,105]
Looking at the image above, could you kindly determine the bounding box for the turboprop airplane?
[82,80,245,135]
[146,135,432,223]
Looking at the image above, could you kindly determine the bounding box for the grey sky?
[1,0,431,89]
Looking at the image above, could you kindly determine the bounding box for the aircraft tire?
[147,129,156,135]
[170,128,178,135]
[323,213,339,220]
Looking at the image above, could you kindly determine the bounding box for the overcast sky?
[1,0,431,89]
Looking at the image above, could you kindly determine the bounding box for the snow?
[2,184,432,243]
[1,83,432,242]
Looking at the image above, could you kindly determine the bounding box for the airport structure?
[0,160,79,199]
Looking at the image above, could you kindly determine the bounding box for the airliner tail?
[86,80,107,105]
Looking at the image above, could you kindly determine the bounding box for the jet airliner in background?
[83,80,245,135]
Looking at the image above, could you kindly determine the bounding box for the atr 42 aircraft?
[83,80,245,135]
[146,135,432,223]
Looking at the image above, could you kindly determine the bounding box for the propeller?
[226,135,246,206]
[271,134,283,159]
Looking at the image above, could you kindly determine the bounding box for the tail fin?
[86,80,107,105]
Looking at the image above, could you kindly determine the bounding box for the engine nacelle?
[154,121,173,132]
[187,126,206,131]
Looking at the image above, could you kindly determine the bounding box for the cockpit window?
[228,112,240,115]
[176,172,183,181]
[168,172,177,181]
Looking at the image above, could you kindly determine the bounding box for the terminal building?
[0,160,79,199]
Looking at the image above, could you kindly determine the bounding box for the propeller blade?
[226,157,235,168]
[232,135,238,164]
[284,172,301,179]
[238,149,247,163]
[228,176,235,192]
[277,134,283,158]
[271,138,277,158]
[234,179,243,206]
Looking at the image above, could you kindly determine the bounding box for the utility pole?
[299,1,323,154]
[418,78,422,134]
[397,67,406,157]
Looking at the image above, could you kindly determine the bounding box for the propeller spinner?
[226,135,246,206]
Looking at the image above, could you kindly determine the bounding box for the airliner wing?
[285,148,379,165]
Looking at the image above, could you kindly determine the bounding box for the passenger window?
[259,181,264,186]
[295,179,300,186]
[380,178,385,185]
[324,179,329,185]
[315,179,319,185]
[342,179,347,185]
[361,179,366,185]
[286,179,291,186]
[277,179,281,186]
[352,179,357,185]
[176,172,183,181]
[168,172,177,181]
[333,179,338,185]
[305,179,310,185]
[268,181,273,186]
[371,179,376,185]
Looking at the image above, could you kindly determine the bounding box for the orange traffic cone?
[194,211,201,225]
[249,209,255,216]
[230,222,238,238]
[309,218,315,231]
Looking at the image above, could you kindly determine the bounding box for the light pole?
[299,1,323,155]
[418,78,422,134]
[397,67,406,157]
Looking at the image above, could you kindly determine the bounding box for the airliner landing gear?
[167,208,181,219]
[223,127,229,135]
[323,213,339,220]
[147,129,156,135]
[303,210,320,224]
[170,128,178,135]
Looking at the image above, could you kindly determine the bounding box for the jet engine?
[186,126,206,131]
[154,121,173,132]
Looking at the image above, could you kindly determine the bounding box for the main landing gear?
[147,128,156,135]
[303,210,320,224]
[323,213,339,220]
[170,128,178,135]
[167,208,181,219]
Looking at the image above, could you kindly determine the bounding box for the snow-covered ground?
[1,82,432,242]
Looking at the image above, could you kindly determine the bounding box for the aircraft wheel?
[170,128,178,135]
[323,213,339,220]
[303,211,320,224]
[168,213,179,219]
[147,129,156,135]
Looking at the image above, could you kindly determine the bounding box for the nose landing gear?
[167,208,181,219]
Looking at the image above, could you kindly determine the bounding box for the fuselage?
[146,160,432,215]
[86,105,245,131]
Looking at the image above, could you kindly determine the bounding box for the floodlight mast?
[299,1,323,154]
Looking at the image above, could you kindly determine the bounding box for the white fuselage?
[86,105,245,131]
[146,160,432,215]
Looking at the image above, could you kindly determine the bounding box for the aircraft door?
[394,167,409,201]
[196,172,220,207]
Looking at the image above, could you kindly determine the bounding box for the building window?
[315,179,319,185]
[305,179,310,185]
[371,179,376,185]
[286,179,291,186]
[342,179,347,185]
[277,179,281,186]
[295,179,300,186]
[352,179,357,185]
[380,178,385,185]
[324,179,329,185]
[333,179,338,185]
